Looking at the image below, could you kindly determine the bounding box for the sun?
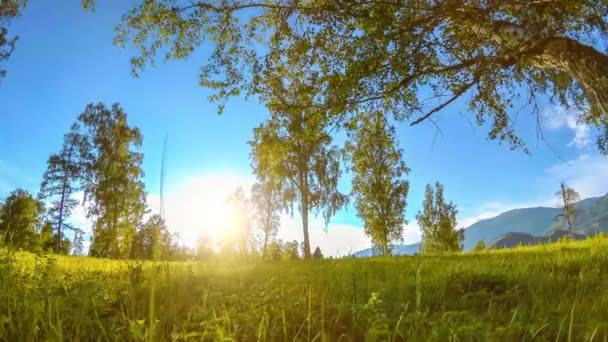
[158,174,251,248]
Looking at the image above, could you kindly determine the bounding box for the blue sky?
[1,1,607,255]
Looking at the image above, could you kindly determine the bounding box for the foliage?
[75,103,146,259]
[249,78,347,259]
[472,240,486,252]
[226,186,252,256]
[3,236,608,340]
[0,0,26,81]
[0,189,43,250]
[71,229,85,256]
[38,221,54,252]
[555,182,580,238]
[312,246,324,259]
[250,174,282,259]
[417,182,462,253]
[131,215,174,261]
[266,239,301,261]
[111,0,608,153]
[38,124,83,253]
[347,112,410,256]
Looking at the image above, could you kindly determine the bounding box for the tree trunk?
[459,14,608,116]
[56,145,74,252]
[301,172,311,260]
[301,204,311,260]
[262,197,272,260]
[531,37,608,115]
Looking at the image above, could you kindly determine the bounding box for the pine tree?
[348,112,410,256]
[39,124,82,253]
[77,103,146,259]
[417,183,462,254]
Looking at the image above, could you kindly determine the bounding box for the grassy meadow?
[2,237,608,341]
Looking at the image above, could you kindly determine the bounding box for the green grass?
[3,237,608,341]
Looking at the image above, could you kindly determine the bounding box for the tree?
[417,183,462,253]
[555,182,580,238]
[250,78,348,259]
[0,0,26,81]
[347,112,410,256]
[0,189,43,250]
[472,240,486,252]
[312,246,324,259]
[250,174,282,259]
[132,214,172,260]
[283,240,300,260]
[39,124,83,253]
[72,229,85,256]
[77,103,146,259]
[38,221,54,252]
[227,186,252,256]
[111,0,608,153]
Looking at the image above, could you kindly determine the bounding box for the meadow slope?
[2,237,608,341]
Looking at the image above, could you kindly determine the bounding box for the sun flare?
[154,174,252,248]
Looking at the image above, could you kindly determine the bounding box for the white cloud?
[543,106,591,149]
[460,153,608,230]
[544,154,608,199]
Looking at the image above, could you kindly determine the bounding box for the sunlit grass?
[2,236,608,341]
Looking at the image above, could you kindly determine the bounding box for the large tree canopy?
[106,0,608,152]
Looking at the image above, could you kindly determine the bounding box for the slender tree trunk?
[56,145,74,252]
[262,197,272,260]
[300,171,311,260]
[560,183,575,239]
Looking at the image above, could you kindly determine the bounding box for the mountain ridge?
[351,192,608,256]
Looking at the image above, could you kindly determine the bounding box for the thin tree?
[227,186,251,257]
[249,76,347,259]
[250,177,282,259]
[39,124,82,253]
[112,0,608,154]
[417,182,462,253]
[72,229,85,256]
[347,112,410,256]
[555,182,580,238]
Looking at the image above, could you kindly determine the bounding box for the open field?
[3,237,608,341]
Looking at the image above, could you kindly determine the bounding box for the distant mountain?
[463,207,560,249]
[465,193,608,249]
[490,230,587,249]
[351,193,608,256]
[351,243,420,257]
